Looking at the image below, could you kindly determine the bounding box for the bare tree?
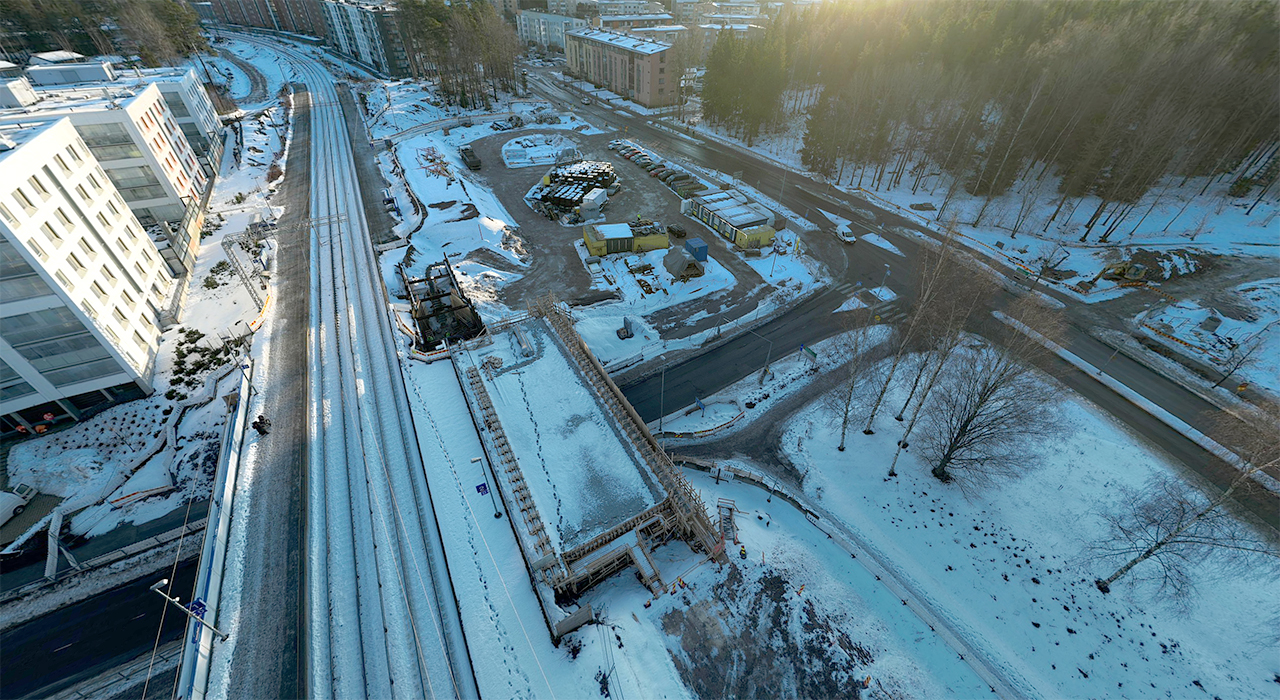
[886,271,997,477]
[1093,407,1280,595]
[821,322,889,452]
[1212,323,1274,388]
[861,228,959,435]
[916,298,1059,487]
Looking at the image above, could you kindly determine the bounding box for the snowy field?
[663,331,1280,699]
[465,321,664,550]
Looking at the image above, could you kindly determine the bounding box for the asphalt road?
[0,560,198,699]
[533,74,1279,528]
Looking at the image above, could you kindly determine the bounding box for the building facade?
[321,0,411,77]
[517,11,589,50]
[0,119,172,432]
[565,28,675,108]
[0,79,211,275]
[211,0,328,38]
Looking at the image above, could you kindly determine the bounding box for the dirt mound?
[1127,248,1216,281]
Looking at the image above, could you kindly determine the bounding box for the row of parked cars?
[608,140,708,198]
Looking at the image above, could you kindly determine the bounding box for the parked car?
[650,167,669,178]
[0,484,36,528]
[581,96,591,105]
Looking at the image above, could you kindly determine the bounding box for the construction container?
[684,237,708,262]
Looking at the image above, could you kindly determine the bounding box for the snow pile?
[501,134,576,168]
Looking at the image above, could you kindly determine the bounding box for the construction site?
[451,298,721,638]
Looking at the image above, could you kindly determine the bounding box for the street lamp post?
[472,456,502,518]
[150,579,228,641]
[747,329,773,386]
[878,263,891,291]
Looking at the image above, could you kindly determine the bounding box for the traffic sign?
[476,483,489,495]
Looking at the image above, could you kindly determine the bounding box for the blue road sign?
[476,483,489,495]
[187,599,207,617]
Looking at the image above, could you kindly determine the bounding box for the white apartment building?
[0,119,172,432]
[0,80,209,274]
[20,64,223,171]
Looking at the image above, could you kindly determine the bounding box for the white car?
[0,484,36,527]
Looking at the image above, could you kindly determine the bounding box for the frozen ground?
[463,321,664,551]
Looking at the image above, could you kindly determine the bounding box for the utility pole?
[748,329,773,386]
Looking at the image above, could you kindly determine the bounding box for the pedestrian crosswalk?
[830,280,909,323]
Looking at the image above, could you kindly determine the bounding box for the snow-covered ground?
[400,345,991,699]
[501,133,577,168]
[1138,277,1280,395]
[663,329,1280,699]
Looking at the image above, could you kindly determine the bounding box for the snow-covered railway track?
[234,35,476,700]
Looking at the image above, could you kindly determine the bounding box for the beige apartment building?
[565,28,675,108]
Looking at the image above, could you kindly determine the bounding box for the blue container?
[684,237,708,262]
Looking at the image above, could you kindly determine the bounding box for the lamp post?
[747,329,773,386]
[472,456,502,518]
[149,579,228,641]
[878,263,890,291]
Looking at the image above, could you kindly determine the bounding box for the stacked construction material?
[540,182,592,208]
[548,160,617,189]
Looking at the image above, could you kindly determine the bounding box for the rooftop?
[600,12,675,21]
[630,24,688,32]
[566,27,672,54]
[597,223,633,239]
[0,83,152,119]
[30,50,87,64]
[463,317,665,551]
[0,119,64,165]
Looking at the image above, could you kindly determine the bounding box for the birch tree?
[1092,407,1280,596]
